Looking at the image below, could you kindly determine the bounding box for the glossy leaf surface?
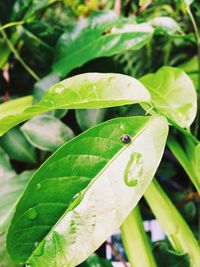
[53,11,154,77]
[21,115,74,152]
[7,115,168,266]
[140,67,197,128]
[0,127,37,164]
[0,73,150,136]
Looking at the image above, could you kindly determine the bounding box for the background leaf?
[0,127,37,164]
[75,109,107,131]
[0,147,16,180]
[21,115,74,152]
[7,115,168,266]
[53,11,154,77]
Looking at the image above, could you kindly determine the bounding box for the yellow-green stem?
[145,179,200,267]
[121,206,157,267]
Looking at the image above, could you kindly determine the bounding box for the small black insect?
[121,134,132,144]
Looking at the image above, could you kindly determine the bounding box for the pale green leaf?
[7,115,168,266]
[0,170,34,234]
[195,144,200,175]
[0,73,151,136]
[21,115,74,152]
[75,109,107,131]
[0,127,37,164]
[0,147,16,180]
[150,17,180,34]
[140,66,197,128]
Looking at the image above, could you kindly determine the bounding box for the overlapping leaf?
[7,115,168,266]
[140,66,197,128]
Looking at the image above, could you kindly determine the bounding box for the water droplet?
[120,124,124,131]
[37,183,41,189]
[54,84,65,94]
[34,241,45,256]
[92,85,97,90]
[121,134,132,144]
[34,242,38,248]
[124,152,143,186]
[27,208,38,220]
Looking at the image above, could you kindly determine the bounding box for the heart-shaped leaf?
[0,73,150,136]
[140,67,197,128]
[7,115,168,266]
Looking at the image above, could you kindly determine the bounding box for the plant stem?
[121,206,157,267]
[145,179,200,267]
[0,29,40,81]
[167,133,200,193]
[186,5,200,90]
[0,21,25,31]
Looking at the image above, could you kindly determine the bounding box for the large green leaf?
[7,115,168,266]
[0,73,150,136]
[0,127,37,164]
[140,66,197,128]
[21,115,74,152]
[53,11,154,77]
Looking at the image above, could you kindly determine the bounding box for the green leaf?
[0,170,34,234]
[21,115,74,152]
[0,127,37,164]
[53,11,154,77]
[178,57,198,89]
[140,66,197,128]
[7,115,168,266]
[0,73,151,136]
[153,241,190,267]
[0,147,16,180]
[75,109,107,131]
[0,232,18,267]
[80,253,112,267]
[195,144,200,175]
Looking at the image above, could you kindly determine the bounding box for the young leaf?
[0,73,151,136]
[140,66,197,128]
[21,115,74,152]
[0,127,37,164]
[0,170,34,234]
[75,108,107,131]
[7,115,168,266]
[53,11,154,77]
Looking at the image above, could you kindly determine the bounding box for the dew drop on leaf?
[27,208,38,220]
[124,152,144,186]
[37,183,41,189]
[34,241,45,257]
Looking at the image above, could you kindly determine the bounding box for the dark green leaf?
[53,11,154,77]
[80,253,112,267]
[154,241,190,267]
[21,115,74,152]
[7,115,168,266]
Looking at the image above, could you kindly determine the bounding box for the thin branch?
[106,241,129,267]
[114,0,122,15]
